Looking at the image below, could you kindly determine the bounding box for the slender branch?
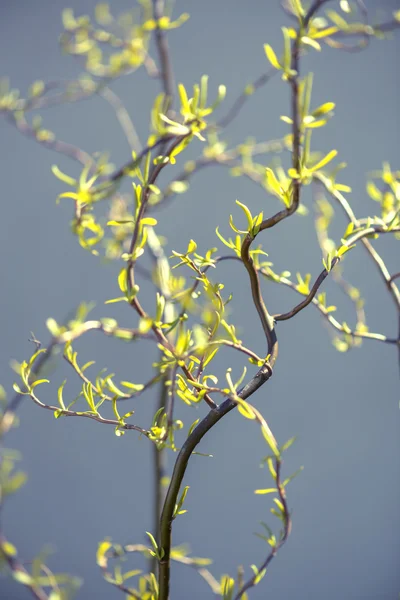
[6,112,92,166]
[55,320,156,344]
[261,266,398,345]
[99,87,142,153]
[205,339,264,364]
[0,534,49,600]
[63,351,161,403]
[313,191,366,330]
[217,69,276,129]
[233,459,291,600]
[152,0,175,103]
[273,257,339,321]
[151,376,169,575]
[0,341,57,436]
[109,134,175,183]
[241,234,278,364]
[25,389,150,436]
[314,173,400,311]
[207,254,398,345]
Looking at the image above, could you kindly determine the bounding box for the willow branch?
[99,87,142,153]
[261,266,398,345]
[25,389,149,436]
[0,534,49,600]
[6,112,92,166]
[158,361,273,600]
[152,0,175,102]
[233,459,291,600]
[274,257,339,321]
[314,173,400,311]
[217,69,276,129]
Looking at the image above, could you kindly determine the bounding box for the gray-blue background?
[1,1,399,598]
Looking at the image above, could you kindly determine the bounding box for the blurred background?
[0,1,399,598]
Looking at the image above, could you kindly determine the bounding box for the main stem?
[158,363,273,599]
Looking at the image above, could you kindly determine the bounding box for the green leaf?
[290,0,305,19]
[12,383,25,394]
[12,571,34,585]
[30,379,49,389]
[282,465,304,487]
[237,399,256,420]
[107,220,134,226]
[312,102,335,117]
[343,222,355,239]
[57,381,67,410]
[105,297,128,304]
[310,149,337,172]
[118,268,128,293]
[96,540,112,568]
[254,487,277,495]
[141,217,158,226]
[236,200,253,231]
[120,381,144,392]
[169,180,189,194]
[282,27,291,73]
[280,436,296,452]
[0,539,17,557]
[266,456,277,479]
[51,164,76,187]
[264,44,282,69]
[261,424,280,457]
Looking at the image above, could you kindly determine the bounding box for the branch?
[152,0,175,102]
[217,69,276,129]
[158,362,273,600]
[0,341,57,436]
[23,387,150,436]
[261,266,398,345]
[0,534,49,600]
[314,173,400,310]
[5,112,92,166]
[233,459,291,600]
[273,257,339,321]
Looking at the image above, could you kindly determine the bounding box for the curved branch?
[233,459,291,600]
[158,361,273,600]
[0,534,49,600]
[274,257,339,321]
[152,0,175,102]
[217,69,276,129]
[314,172,400,312]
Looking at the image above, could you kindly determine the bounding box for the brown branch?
[158,362,273,600]
[0,534,49,600]
[260,266,398,345]
[0,340,57,436]
[152,0,175,103]
[314,173,400,311]
[233,459,291,600]
[389,272,400,284]
[26,389,150,436]
[217,69,276,129]
[273,257,339,321]
[6,112,92,166]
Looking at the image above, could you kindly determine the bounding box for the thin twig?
[233,459,291,600]
[152,0,175,103]
[273,257,339,321]
[0,534,49,600]
[217,69,276,129]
